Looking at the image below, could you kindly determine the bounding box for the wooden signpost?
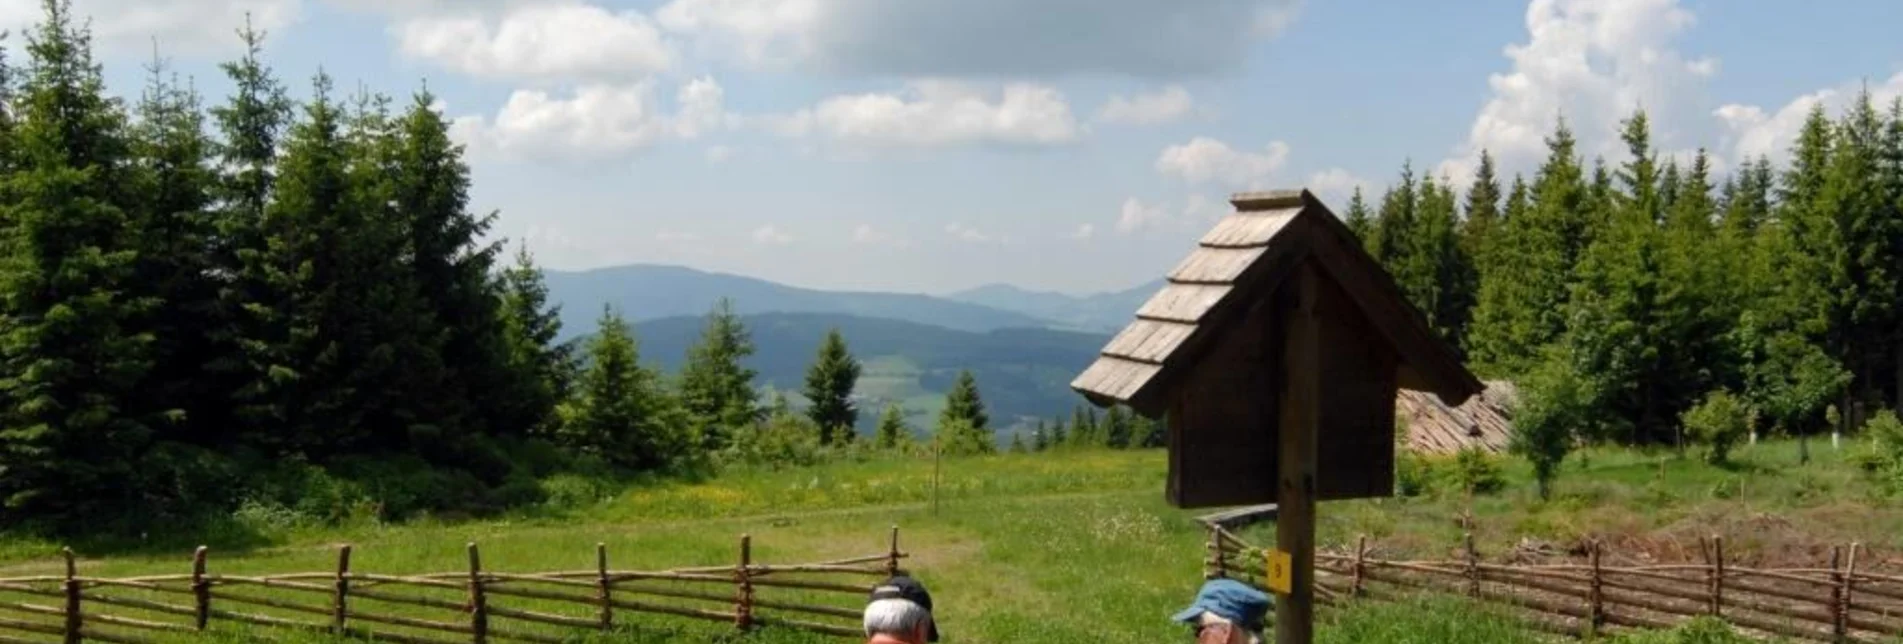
[1072,189,1483,644]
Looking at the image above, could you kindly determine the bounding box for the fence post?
[1463,533,1479,599]
[191,546,210,631]
[1206,524,1222,580]
[62,548,79,644]
[1588,540,1605,636]
[1830,546,1846,642]
[467,543,487,644]
[1711,536,1725,617]
[596,543,612,632]
[1351,535,1367,599]
[887,526,902,577]
[332,545,352,635]
[1841,542,1860,643]
[735,534,754,632]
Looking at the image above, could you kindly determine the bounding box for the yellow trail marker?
[1265,549,1293,595]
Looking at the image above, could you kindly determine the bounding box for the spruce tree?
[1779,104,1849,436]
[1031,420,1050,451]
[0,0,154,523]
[1135,412,1166,448]
[1466,119,1585,374]
[208,16,294,444]
[802,328,861,443]
[1369,161,1417,270]
[566,306,679,469]
[1460,150,1502,274]
[679,298,760,451]
[1103,406,1132,448]
[1343,187,1373,244]
[497,245,575,436]
[1820,89,1902,410]
[937,370,991,453]
[874,403,908,450]
[1008,433,1027,453]
[1050,417,1068,447]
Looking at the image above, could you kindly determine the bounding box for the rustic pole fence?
[332,545,352,636]
[62,548,79,644]
[466,543,487,644]
[595,543,612,632]
[735,534,754,632]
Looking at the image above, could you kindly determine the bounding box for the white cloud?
[1115,198,1173,234]
[945,222,992,243]
[655,0,1302,78]
[1071,223,1096,240]
[1435,0,1720,187]
[1305,167,1375,209]
[704,145,733,163]
[851,224,909,248]
[0,0,301,55]
[1155,137,1291,187]
[451,77,734,161]
[394,1,672,84]
[768,81,1081,147]
[655,230,703,242]
[752,225,794,245]
[1715,72,1903,169]
[1095,86,1194,125]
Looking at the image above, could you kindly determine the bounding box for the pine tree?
[679,298,760,452]
[802,328,861,443]
[1008,433,1027,453]
[937,370,991,454]
[1103,406,1132,448]
[1135,412,1166,448]
[0,0,155,523]
[1031,419,1050,451]
[1820,89,1902,412]
[497,245,575,437]
[1343,187,1373,244]
[1467,118,1585,374]
[874,403,908,450]
[1050,417,1068,447]
[1460,150,1502,275]
[1779,103,1849,437]
[1369,161,1417,270]
[1659,148,1726,409]
[207,16,294,445]
[1067,406,1090,446]
[565,306,680,470]
[126,49,221,446]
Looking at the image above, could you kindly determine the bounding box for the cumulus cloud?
[704,145,733,163]
[451,77,734,161]
[1155,137,1291,187]
[1715,72,1903,170]
[394,1,672,84]
[1435,0,1720,187]
[1305,167,1375,210]
[655,230,703,242]
[1095,86,1195,126]
[0,0,301,55]
[656,0,1302,78]
[944,222,993,243]
[752,225,795,245]
[1071,223,1096,240]
[1115,198,1173,234]
[851,224,909,248]
[766,81,1081,147]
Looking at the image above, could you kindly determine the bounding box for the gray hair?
[864,598,931,638]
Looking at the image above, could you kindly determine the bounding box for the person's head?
[866,575,940,642]
[1172,579,1270,644]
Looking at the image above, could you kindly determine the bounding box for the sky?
[5,0,1903,296]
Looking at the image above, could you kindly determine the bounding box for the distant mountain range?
[544,263,1150,431]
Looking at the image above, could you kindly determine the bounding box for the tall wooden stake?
[191,546,210,631]
[735,535,754,632]
[596,543,613,632]
[1207,524,1223,580]
[1275,265,1320,644]
[932,435,942,516]
[886,526,902,577]
[1350,535,1367,599]
[1841,542,1860,643]
[62,548,79,644]
[467,543,488,644]
[333,545,352,635]
[1712,536,1726,617]
[1588,540,1604,635]
[1829,546,1846,641]
[1463,533,1479,598]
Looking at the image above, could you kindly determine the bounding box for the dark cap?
[870,575,941,641]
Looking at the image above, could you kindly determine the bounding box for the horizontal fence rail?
[1205,524,1903,643]
[0,528,912,643]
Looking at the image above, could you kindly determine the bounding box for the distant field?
[2,440,1891,642]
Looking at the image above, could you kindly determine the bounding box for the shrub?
[1442,447,1507,495]
[723,414,825,470]
[1395,448,1432,498]
[1853,409,1903,495]
[1681,390,1751,466]
[1513,353,1594,500]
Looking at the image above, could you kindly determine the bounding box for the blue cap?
[1172,579,1272,632]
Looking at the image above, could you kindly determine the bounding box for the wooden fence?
[0,529,910,643]
[1205,525,1903,642]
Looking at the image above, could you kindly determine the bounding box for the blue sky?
[14,0,1903,295]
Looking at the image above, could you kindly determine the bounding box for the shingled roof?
[1071,188,1483,417]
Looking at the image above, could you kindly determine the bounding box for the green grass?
[0,438,1892,642]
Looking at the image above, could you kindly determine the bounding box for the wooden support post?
[191,546,210,631]
[735,534,754,632]
[333,545,352,635]
[1350,535,1367,599]
[1711,536,1725,617]
[596,543,612,632]
[1207,524,1223,580]
[1463,532,1479,599]
[1829,546,1846,642]
[467,543,487,644]
[1841,542,1860,643]
[62,548,79,644]
[886,526,902,577]
[1588,540,1604,635]
[1274,264,1321,644]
